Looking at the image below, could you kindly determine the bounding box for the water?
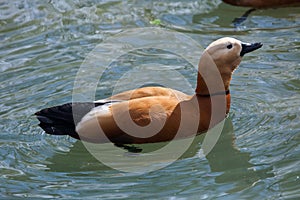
[1,0,300,199]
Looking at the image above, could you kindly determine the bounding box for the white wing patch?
[75,101,119,132]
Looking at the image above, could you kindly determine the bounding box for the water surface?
[0,0,300,199]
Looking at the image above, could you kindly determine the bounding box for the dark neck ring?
[196,90,230,97]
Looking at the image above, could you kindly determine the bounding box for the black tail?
[35,102,104,140]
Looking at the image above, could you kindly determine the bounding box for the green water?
[1,0,300,199]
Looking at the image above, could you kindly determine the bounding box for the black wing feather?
[35,102,104,140]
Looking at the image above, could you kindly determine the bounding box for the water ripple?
[0,0,299,199]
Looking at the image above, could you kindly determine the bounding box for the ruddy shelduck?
[35,37,262,144]
[223,0,300,8]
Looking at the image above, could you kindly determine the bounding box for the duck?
[35,37,262,144]
[222,0,300,8]
[222,0,300,26]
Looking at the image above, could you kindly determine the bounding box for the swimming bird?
[223,0,300,26]
[35,37,262,144]
[222,0,300,8]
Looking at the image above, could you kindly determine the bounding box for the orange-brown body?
[82,88,230,144]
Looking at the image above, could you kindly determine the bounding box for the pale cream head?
[205,37,243,72]
[196,37,262,95]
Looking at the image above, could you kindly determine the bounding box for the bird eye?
[227,44,233,49]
